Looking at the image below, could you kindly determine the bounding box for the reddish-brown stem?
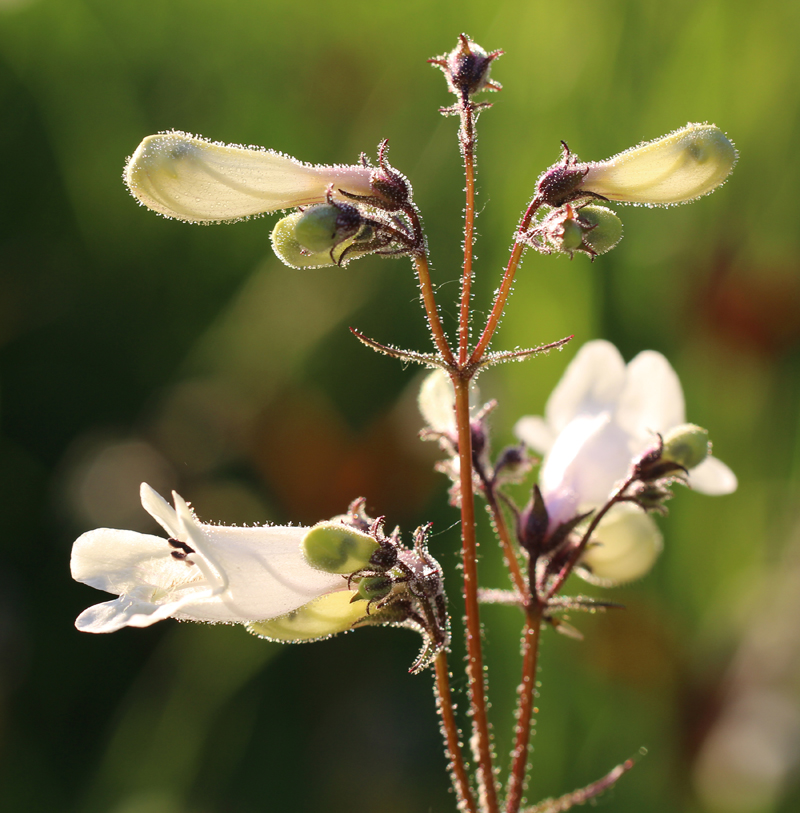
[434,652,477,813]
[413,252,455,365]
[485,489,527,599]
[458,108,477,366]
[469,199,541,366]
[521,759,635,813]
[505,602,544,813]
[453,374,499,813]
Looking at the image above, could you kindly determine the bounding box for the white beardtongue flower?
[515,340,737,584]
[124,131,375,223]
[581,123,737,206]
[71,484,362,634]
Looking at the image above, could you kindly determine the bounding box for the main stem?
[435,652,478,813]
[505,602,544,813]
[482,488,540,813]
[453,375,499,813]
[458,106,477,366]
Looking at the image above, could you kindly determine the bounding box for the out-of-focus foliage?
[1,1,799,812]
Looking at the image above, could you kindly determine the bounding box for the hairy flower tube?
[124,131,375,223]
[581,123,737,206]
[578,503,664,586]
[71,483,360,633]
[515,340,737,583]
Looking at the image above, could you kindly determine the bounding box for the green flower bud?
[271,203,366,269]
[247,590,367,642]
[560,217,584,251]
[528,204,623,258]
[581,123,737,206]
[661,423,710,470]
[356,575,393,602]
[302,522,378,574]
[578,205,623,255]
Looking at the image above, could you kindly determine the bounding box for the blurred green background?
[2,0,800,811]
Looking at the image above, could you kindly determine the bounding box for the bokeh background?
[2,0,800,811]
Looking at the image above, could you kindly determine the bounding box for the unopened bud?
[581,123,737,206]
[356,575,393,602]
[271,203,367,268]
[302,522,378,574]
[579,205,623,255]
[661,423,710,470]
[527,204,623,258]
[429,34,503,99]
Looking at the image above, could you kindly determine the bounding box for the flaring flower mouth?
[515,339,737,514]
[515,340,737,584]
[70,484,348,633]
[124,131,375,223]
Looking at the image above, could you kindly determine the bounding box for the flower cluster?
[72,38,741,813]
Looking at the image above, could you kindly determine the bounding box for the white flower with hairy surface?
[124,131,375,223]
[515,340,737,584]
[71,483,352,633]
[581,123,737,206]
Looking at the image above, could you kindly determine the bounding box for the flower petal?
[140,482,181,538]
[689,455,738,495]
[545,340,627,433]
[540,413,633,523]
[70,528,198,596]
[617,350,685,441]
[514,415,554,454]
[75,594,194,633]
[419,370,457,434]
[124,132,374,223]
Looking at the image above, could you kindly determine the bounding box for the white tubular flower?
[124,131,375,223]
[516,339,736,544]
[581,123,737,206]
[71,484,352,633]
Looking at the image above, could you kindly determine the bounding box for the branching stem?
[469,199,541,366]
[413,251,455,366]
